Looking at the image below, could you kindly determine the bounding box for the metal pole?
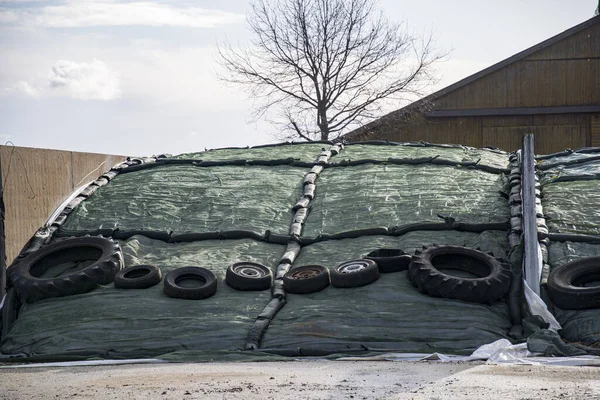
[522,134,541,295]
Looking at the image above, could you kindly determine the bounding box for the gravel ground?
[1,361,600,399]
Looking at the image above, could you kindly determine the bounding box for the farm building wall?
[348,17,600,155]
[0,145,126,265]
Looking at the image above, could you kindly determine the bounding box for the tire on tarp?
[408,244,511,304]
[365,249,412,273]
[283,265,330,294]
[547,256,600,310]
[114,265,162,290]
[163,266,217,300]
[330,259,380,288]
[8,236,123,303]
[226,262,273,291]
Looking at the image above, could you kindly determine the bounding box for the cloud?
[0,1,244,28]
[2,59,121,100]
[1,80,40,98]
[47,59,121,100]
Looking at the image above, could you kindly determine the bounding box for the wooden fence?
[0,145,126,266]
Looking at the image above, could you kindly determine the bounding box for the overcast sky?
[0,0,597,157]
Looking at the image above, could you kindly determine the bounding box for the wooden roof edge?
[344,14,600,140]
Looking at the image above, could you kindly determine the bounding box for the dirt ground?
[1,361,600,399]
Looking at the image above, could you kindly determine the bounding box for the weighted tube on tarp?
[51,213,68,227]
[275,263,291,279]
[101,170,119,181]
[272,279,285,299]
[310,165,324,175]
[280,242,301,264]
[79,184,101,198]
[245,318,271,350]
[63,197,85,213]
[94,177,109,187]
[293,197,311,211]
[303,184,316,200]
[258,298,286,320]
[293,208,308,223]
[316,155,329,165]
[289,223,303,237]
[303,173,318,185]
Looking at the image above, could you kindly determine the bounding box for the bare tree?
[218,0,444,141]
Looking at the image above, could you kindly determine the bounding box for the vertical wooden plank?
[591,114,600,147]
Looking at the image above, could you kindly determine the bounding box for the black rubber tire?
[283,265,330,294]
[8,236,123,303]
[163,266,217,300]
[547,257,600,310]
[365,249,412,273]
[114,265,162,289]
[330,259,380,288]
[226,262,273,291]
[408,245,511,304]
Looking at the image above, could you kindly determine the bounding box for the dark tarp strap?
[219,230,265,241]
[263,231,290,245]
[54,228,115,238]
[535,147,600,161]
[113,230,171,242]
[168,232,220,242]
[537,154,600,171]
[548,233,600,244]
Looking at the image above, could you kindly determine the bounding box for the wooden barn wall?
[435,23,599,110]
[356,113,595,155]
[525,24,600,60]
[349,21,598,153]
[0,146,126,265]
